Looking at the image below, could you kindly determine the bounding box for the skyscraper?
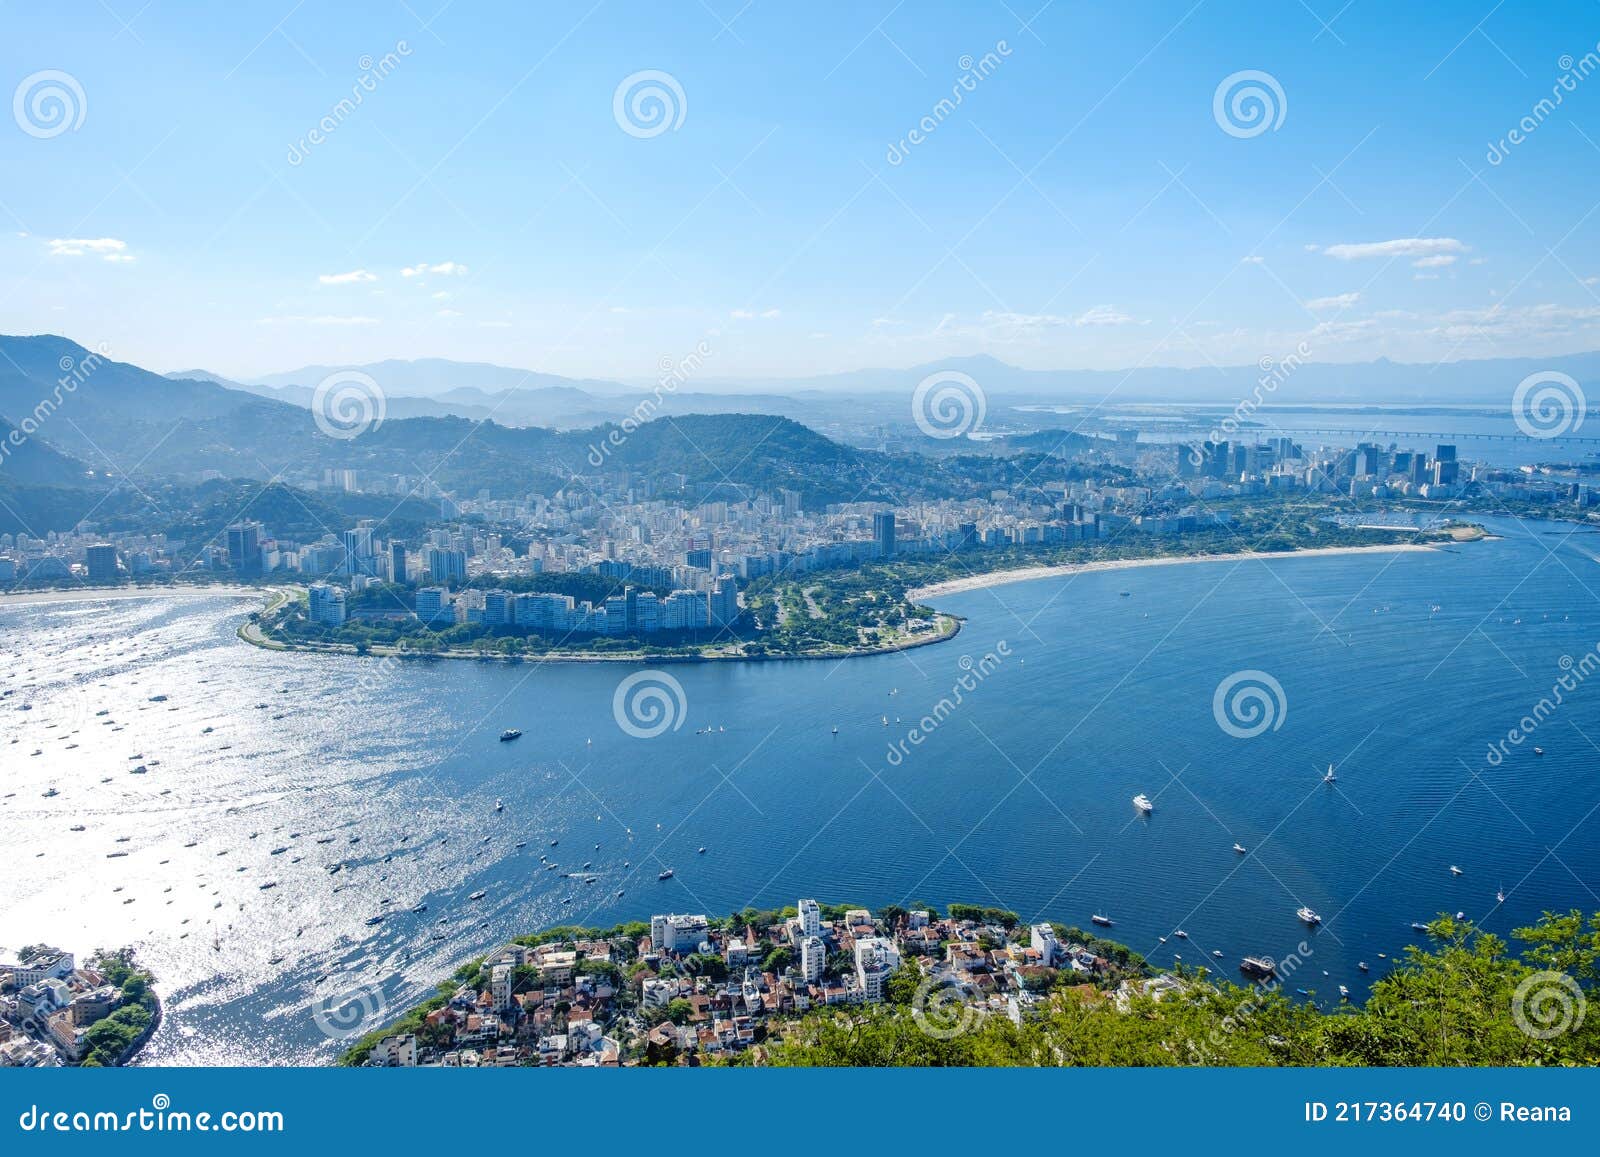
[225,521,262,577]
[85,544,119,583]
[873,511,896,557]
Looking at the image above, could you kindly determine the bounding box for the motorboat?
[1132,793,1153,813]
[1297,906,1322,926]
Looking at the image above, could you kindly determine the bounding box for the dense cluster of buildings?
[0,948,129,1067]
[360,901,1134,1067]
[5,434,1595,590]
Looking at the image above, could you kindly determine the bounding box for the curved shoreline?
[238,606,964,665]
[906,542,1447,601]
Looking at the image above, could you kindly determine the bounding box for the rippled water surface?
[4,517,1599,1063]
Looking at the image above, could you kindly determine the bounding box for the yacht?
[1132,793,1154,813]
[831,726,838,735]
[412,903,427,914]
[1533,746,1544,756]
[364,915,384,926]
[658,868,675,880]
[468,889,487,901]
[1322,764,1337,783]
[1338,985,1350,1000]
[1296,906,1322,926]
[494,799,503,812]
[41,787,59,798]
[1357,961,1369,971]
[1174,930,1188,939]
[1240,956,1276,978]
[1410,921,1430,932]
[1496,883,1506,903]
[1091,913,1113,927]
[1233,842,1248,854]
[69,824,86,832]
[499,729,522,742]
[1449,865,1463,876]
[697,846,707,854]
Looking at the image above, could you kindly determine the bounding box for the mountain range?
[173,348,1600,419]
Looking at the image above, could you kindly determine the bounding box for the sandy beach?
[906,543,1444,601]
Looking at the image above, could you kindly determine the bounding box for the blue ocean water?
[3,515,1599,1063]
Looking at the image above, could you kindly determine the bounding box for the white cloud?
[1412,254,1457,268]
[435,308,462,319]
[1322,237,1466,260]
[401,261,467,278]
[1305,292,1361,310]
[731,308,781,320]
[1240,255,1265,265]
[1073,305,1139,326]
[48,237,130,261]
[318,269,377,285]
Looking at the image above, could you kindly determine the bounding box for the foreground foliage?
[753,913,1600,1067]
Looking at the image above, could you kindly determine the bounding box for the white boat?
[1358,961,1368,971]
[1323,763,1337,783]
[1132,793,1153,813]
[1449,865,1463,876]
[1297,906,1322,926]
[1496,884,1506,903]
[1174,929,1188,939]
[1338,985,1350,999]
[494,798,503,812]
[1091,913,1113,927]
[1233,842,1247,854]
[658,868,675,880]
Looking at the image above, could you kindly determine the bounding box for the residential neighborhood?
[349,900,1155,1067]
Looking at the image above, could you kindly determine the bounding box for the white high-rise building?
[798,898,821,938]
[854,937,900,1003]
[650,913,710,955]
[800,935,826,983]
[1030,922,1061,967]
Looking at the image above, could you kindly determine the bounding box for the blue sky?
[2,0,1598,381]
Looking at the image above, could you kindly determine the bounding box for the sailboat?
[1322,763,1337,783]
[1496,883,1506,904]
